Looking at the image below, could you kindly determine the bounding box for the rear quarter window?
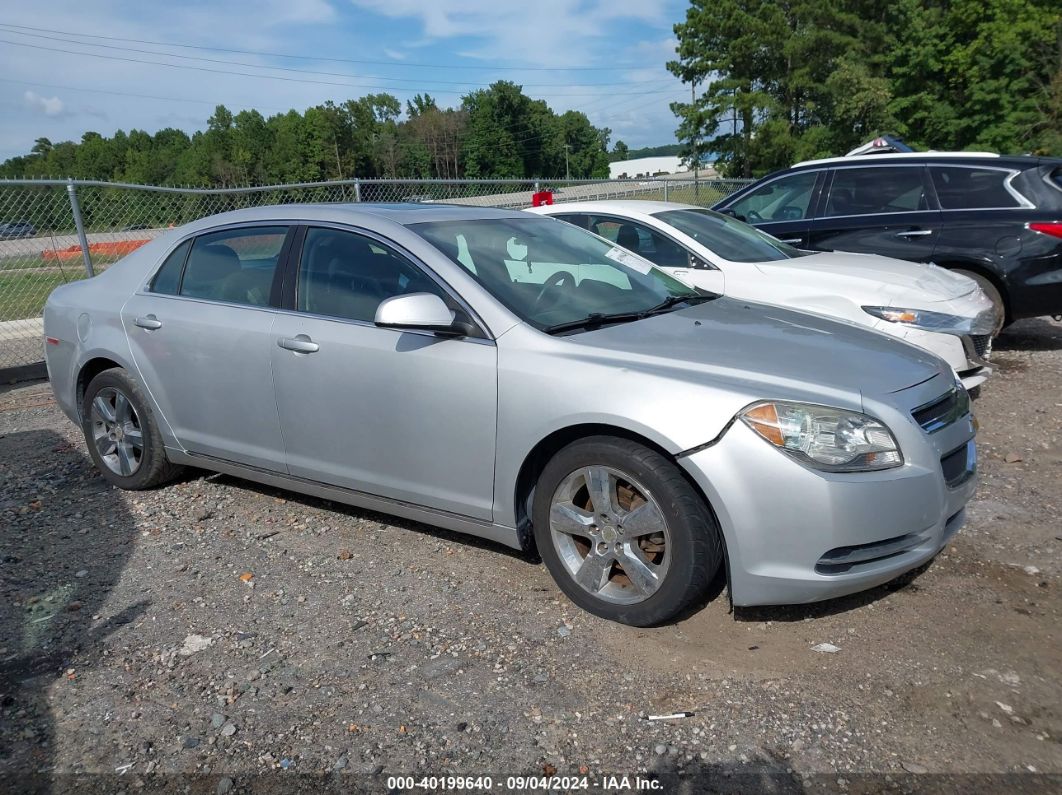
[930,166,1024,209]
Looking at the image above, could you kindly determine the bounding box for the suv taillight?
[1029,222,1062,239]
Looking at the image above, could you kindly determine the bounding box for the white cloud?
[348,0,671,66]
[383,48,406,60]
[23,90,65,116]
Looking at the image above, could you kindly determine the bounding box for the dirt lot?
[1,319,1060,794]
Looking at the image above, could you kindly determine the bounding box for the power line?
[0,27,676,90]
[0,38,679,99]
[0,22,652,72]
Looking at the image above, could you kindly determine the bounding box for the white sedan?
[528,201,997,389]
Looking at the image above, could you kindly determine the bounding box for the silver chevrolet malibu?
[44,204,977,626]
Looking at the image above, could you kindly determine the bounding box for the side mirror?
[374,293,470,336]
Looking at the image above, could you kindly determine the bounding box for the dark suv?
[714,153,1062,328]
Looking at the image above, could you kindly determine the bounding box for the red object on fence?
[531,190,553,207]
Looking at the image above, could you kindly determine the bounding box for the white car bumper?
[890,326,992,389]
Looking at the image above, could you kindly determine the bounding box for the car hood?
[564,297,946,400]
[753,252,977,304]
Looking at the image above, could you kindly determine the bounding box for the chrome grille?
[971,334,991,358]
[912,388,969,433]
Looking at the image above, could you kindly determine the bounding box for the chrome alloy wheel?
[89,387,144,476]
[548,466,672,605]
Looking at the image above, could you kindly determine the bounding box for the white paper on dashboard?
[605,246,652,274]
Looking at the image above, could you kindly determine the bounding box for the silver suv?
[44,205,977,625]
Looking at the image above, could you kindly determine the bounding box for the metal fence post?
[354,178,362,202]
[66,179,94,278]
[663,180,669,202]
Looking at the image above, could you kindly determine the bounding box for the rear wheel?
[82,368,183,490]
[953,269,1005,336]
[532,436,722,626]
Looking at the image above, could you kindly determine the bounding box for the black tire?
[953,269,1006,336]
[532,436,723,626]
[81,367,183,490]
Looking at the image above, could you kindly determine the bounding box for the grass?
[0,269,85,322]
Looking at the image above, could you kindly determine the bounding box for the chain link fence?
[0,174,751,371]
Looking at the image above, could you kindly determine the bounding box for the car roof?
[180,202,530,232]
[791,151,1046,169]
[529,200,703,217]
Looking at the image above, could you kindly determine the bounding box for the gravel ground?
[1,318,1060,794]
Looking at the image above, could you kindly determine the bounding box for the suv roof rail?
[793,152,1002,168]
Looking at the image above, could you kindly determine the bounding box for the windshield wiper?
[542,293,718,335]
[639,293,717,317]
[542,311,643,335]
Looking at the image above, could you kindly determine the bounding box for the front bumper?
[876,324,992,389]
[678,377,977,606]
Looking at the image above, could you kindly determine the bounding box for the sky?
[0,0,691,164]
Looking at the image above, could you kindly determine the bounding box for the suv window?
[824,167,929,216]
[150,239,191,295]
[728,171,817,222]
[930,166,1023,209]
[587,216,689,268]
[180,227,288,306]
[297,227,446,323]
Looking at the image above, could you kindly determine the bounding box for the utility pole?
[564,144,571,181]
[333,133,344,180]
[692,81,700,199]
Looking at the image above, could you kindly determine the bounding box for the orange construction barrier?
[42,239,151,261]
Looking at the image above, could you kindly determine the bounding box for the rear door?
[806,165,941,262]
[122,225,293,471]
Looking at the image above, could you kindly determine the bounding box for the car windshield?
[654,208,803,263]
[412,216,706,333]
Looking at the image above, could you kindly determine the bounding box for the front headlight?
[740,401,903,472]
[861,306,994,335]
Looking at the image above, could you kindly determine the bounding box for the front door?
[122,225,292,471]
[269,226,498,520]
[723,169,822,248]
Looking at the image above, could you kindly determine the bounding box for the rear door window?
[180,227,288,307]
[824,167,929,216]
[930,166,1024,209]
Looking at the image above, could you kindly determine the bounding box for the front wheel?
[82,368,183,490]
[532,436,723,626]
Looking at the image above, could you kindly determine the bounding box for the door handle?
[134,315,162,330]
[277,335,319,354]
[895,229,933,238]
[778,237,803,244]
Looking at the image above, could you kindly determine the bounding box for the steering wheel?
[745,209,764,222]
[532,270,574,313]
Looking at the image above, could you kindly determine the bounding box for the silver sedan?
[44,204,977,626]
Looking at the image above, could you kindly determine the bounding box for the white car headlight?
[862,305,995,335]
[740,401,903,472]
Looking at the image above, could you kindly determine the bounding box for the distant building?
[609,156,687,179]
